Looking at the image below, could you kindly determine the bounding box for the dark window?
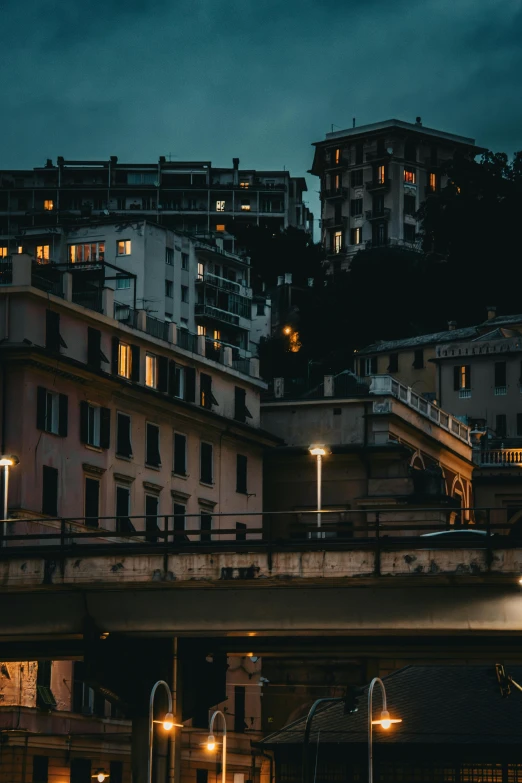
[413,349,424,369]
[116,413,132,458]
[495,362,507,387]
[145,494,159,543]
[236,522,247,541]
[181,253,189,270]
[351,169,363,187]
[166,248,174,265]
[36,387,68,436]
[200,373,218,409]
[350,198,363,217]
[33,756,49,783]
[146,423,161,467]
[200,442,213,484]
[185,366,196,402]
[36,661,56,710]
[403,223,417,243]
[84,477,99,527]
[45,310,65,352]
[355,143,363,165]
[236,455,247,494]
[165,280,173,298]
[174,433,187,475]
[388,353,399,373]
[157,355,168,393]
[372,221,387,246]
[404,141,417,162]
[116,485,133,533]
[234,386,252,422]
[110,762,123,783]
[196,771,208,783]
[173,503,186,538]
[70,758,91,783]
[200,512,212,542]
[256,303,265,316]
[131,344,140,382]
[333,408,342,416]
[37,661,51,688]
[234,685,246,733]
[517,414,522,437]
[87,327,104,369]
[181,285,189,303]
[496,414,507,437]
[42,465,58,516]
[403,195,416,216]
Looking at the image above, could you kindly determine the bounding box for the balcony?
[476,449,522,466]
[365,178,391,193]
[323,187,348,200]
[195,303,240,327]
[196,272,248,295]
[365,208,391,222]
[194,241,249,268]
[494,386,507,396]
[459,389,472,399]
[365,151,392,162]
[326,246,347,257]
[322,217,348,229]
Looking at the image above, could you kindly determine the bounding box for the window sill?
[172,472,189,480]
[85,444,103,453]
[145,463,162,471]
[199,481,215,489]
[236,489,248,495]
[116,453,133,461]
[42,428,62,437]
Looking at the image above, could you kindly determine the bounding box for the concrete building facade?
[310,118,482,272]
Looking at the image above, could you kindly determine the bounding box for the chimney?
[324,375,334,397]
[447,320,457,331]
[284,273,292,285]
[486,306,497,321]
[232,157,239,186]
[233,158,240,169]
[415,116,422,125]
[274,378,284,399]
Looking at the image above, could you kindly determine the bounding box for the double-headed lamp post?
[368,677,402,783]
[148,680,182,783]
[309,446,327,534]
[207,709,227,783]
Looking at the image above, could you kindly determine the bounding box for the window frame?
[116,412,133,458]
[145,421,161,468]
[165,279,173,298]
[145,353,158,389]
[116,239,132,256]
[118,342,131,379]
[404,166,416,185]
[181,285,189,303]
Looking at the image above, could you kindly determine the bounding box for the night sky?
[2,0,522,226]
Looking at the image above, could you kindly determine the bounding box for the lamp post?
[148,680,182,783]
[207,709,227,783]
[0,455,18,543]
[309,446,327,535]
[367,677,402,783]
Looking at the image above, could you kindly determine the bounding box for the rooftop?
[259,665,522,747]
[320,118,477,147]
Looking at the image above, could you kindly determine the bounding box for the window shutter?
[100,407,111,449]
[185,367,196,402]
[117,414,132,457]
[130,344,140,382]
[45,310,61,352]
[200,442,213,483]
[87,328,101,369]
[146,424,161,466]
[236,454,247,493]
[158,356,168,392]
[42,465,58,517]
[58,394,68,437]
[79,401,89,444]
[37,386,47,430]
[453,366,460,391]
[168,361,177,396]
[111,337,119,375]
[84,478,100,527]
[174,433,186,475]
[234,387,246,422]
[465,365,471,389]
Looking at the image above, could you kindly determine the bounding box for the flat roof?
[316,118,477,147]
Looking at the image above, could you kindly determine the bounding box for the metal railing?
[72,289,103,313]
[146,314,170,342]
[176,328,199,353]
[0,507,520,563]
[0,259,13,285]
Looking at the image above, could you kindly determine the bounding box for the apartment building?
[10,218,263,359]
[310,118,482,271]
[0,252,276,783]
[0,156,313,256]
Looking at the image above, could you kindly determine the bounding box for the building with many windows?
[0,156,313,257]
[310,117,483,271]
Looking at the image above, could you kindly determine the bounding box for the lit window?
[118,342,131,378]
[117,240,131,256]
[0,247,7,258]
[44,200,54,211]
[216,224,225,232]
[69,242,105,263]
[333,231,343,254]
[335,148,340,165]
[351,227,362,245]
[213,329,220,349]
[36,245,50,262]
[216,200,225,212]
[145,353,157,388]
[197,262,204,280]
[197,325,206,336]
[429,172,437,192]
[377,165,385,185]
[17,246,23,254]
[239,181,250,189]
[241,201,251,211]
[334,174,340,190]
[116,274,130,289]
[404,167,416,185]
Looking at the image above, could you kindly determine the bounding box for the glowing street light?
[309,446,327,535]
[148,680,182,783]
[92,771,108,783]
[0,455,18,543]
[207,709,227,783]
[368,678,402,783]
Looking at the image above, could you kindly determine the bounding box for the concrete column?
[62,272,73,302]
[12,253,32,286]
[137,309,147,332]
[197,334,206,356]
[223,346,233,367]
[168,322,177,344]
[102,287,114,317]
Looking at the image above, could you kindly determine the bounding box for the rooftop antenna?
[353,117,356,128]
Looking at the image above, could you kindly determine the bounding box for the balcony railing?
[365,208,391,221]
[494,386,507,396]
[195,303,240,326]
[365,178,391,192]
[197,272,242,294]
[72,289,103,313]
[459,389,472,399]
[322,217,348,229]
[146,314,170,342]
[323,187,348,200]
[0,259,13,285]
[477,449,522,466]
[114,302,139,328]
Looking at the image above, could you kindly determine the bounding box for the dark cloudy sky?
[2,0,522,224]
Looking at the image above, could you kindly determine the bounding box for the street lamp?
[0,455,18,543]
[207,709,227,783]
[148,680,182,783]
[368,677,402,783]
[309,446,327,535]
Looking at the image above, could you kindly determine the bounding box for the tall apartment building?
[310,118,482,271]
[11,218,269,359]
[0,156,313,255]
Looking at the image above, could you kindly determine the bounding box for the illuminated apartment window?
[216,224,225,232]
[404,167,416,185]
[241,201,251,211]
[333,231,343,254]
[0,247,7,257]
[197,262,204,280]
[197,325,206,336]
[44,199,54,211]
[335,148,340,165]
[17,246,23,254]
[69,242,105,263]
[239,181,250,189]
[213,329,221,349]
[36,245,50,262]
[334,174,340,190]
[377,165,385,184]
[350,227,362,245]
[145,353,157,388]
[117,240,131,256]
[118,342,131,379]
[429,172,437,192]
[216,200,225,212]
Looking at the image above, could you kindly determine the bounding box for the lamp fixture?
[371,709,402,729]
[207,734,216,751]
[309,446,327,457]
